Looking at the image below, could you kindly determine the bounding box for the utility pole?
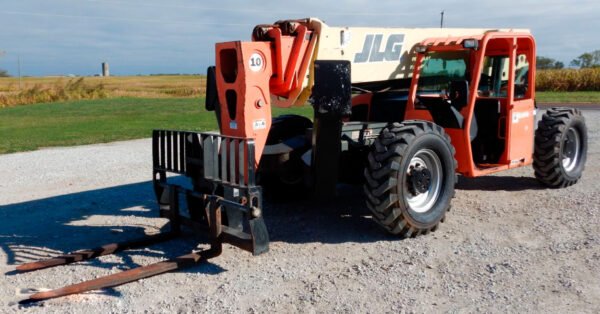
[18,55,22,90]
[0,51,8,79]
[440,10,445,28]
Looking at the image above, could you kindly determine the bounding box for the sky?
[0,0,598,76]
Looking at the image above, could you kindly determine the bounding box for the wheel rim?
[562,127,580,173]
[405,149,443,213]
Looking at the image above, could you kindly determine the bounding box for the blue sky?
[0,0,598,76]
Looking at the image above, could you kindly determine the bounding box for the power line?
[79,0,414,17]
[11,0,414,17]
[0,9,419,29]
[0,10,253,26]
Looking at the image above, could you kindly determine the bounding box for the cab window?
[514,54,529,99]
[478,56,509,98]
[418,50,469,93]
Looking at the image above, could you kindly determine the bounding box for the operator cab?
[405,33,536,177]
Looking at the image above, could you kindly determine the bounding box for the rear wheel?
[533,107,587,187]
[364,121,457,237]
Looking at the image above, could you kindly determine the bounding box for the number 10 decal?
[249,53,263,72]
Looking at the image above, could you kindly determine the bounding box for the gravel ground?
[1,109,599,313]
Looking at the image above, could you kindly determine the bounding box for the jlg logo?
[354,34,404,63]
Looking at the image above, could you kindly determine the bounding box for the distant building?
[102,62,110,77]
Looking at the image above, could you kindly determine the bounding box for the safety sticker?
[512,111,530,123]
[253,119,267,130]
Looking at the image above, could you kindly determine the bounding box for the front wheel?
[363,121,457,237]
[533,107,587,188]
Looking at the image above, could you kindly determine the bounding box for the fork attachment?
[15,131,269,304]
[15,232,177,272]
[153,130,269,255]
[17,191,232,304]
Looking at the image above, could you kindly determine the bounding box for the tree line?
[538,50,600,69]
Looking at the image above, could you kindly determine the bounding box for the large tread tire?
[533,107,587,188]
[364,120,457,237]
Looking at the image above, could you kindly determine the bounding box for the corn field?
[0,76,206,108]
[537,68,600,91]
[0,78,108,107]
[1,70,599,107]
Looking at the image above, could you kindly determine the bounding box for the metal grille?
[153,130,191,175]
[201,133,256,187]
[153,130,256,187]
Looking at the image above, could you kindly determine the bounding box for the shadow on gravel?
[262,184,395,244]
[0,180,392,273]
[3,174,549,275]
[456,175,545,191]
[1,181,159,267]
[0,179,227,280]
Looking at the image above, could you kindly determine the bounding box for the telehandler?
[17,18,587,303]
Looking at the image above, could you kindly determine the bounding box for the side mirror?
[205,66,222,129]
[448,80,469,109]
[205,66,218,111]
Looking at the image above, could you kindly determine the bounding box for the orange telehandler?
[17,18,587,303]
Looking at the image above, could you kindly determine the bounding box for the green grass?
[2,92,599,154]
[0,97,313,154]
[536,91,600,104]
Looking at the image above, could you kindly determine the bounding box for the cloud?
[0,0,598,75]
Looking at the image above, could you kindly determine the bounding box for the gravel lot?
[1,109,599,313]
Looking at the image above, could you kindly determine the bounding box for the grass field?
[1,75,600,154]
[535,91,600,103]
[0,97,312,154]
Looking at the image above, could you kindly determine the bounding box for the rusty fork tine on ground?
[16,232,178,272]
[19,248,221,304]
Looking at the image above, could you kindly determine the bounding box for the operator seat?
[469,113,478,142]
[419,80,478,141]
[471,98,504,163]
[448,80,478,141]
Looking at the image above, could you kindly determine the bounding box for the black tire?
[364,120,457,237]
[266,114,312,145]
[258,115,312,197]
[533,107,587,188]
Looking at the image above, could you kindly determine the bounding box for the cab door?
[506,37,536,166]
